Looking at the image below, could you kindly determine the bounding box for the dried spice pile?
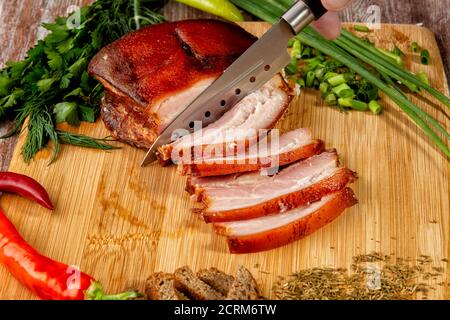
[273,252,448,300]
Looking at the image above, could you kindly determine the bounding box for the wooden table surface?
[0,0,449,170]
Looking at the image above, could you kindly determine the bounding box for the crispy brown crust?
[89,20,257,149]
[216,188,358,254]
[200,167,357,223]
[178,140,324,177]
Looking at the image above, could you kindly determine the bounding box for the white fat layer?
[153,78,215,128]
[172,75,288,149]
[196,128,312,163]
[216,193,336,237]
[206,151,338,212]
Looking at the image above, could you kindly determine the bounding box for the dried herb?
[273,252,447,300]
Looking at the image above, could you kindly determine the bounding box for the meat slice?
[88,20,257,148]
[214,188,358,254]
[188,150,357,222]
[177,128,324,177]
[158,74,293,163]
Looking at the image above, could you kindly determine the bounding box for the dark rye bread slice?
[197,268,235,296]
[174,266,225,300]
[226,266,261,300]
[145,272,188,300]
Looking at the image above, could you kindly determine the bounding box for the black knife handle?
[303,0,327,19]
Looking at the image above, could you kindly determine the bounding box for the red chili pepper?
[0,208,141,300]
[0,172,54,210]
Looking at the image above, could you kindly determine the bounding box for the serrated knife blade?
[141,0,326,166]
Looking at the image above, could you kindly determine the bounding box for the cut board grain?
[0,23,449,300]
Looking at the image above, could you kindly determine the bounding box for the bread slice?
[174,266,225,300]
[226,266,260,300]
[197,268,235,296]
[145,272,188,300]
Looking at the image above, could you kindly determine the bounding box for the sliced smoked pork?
[214,188,358,253]
[158,74,293,163]
[187,150,357,223]
[177,128,324,177]
[89,20,257,149]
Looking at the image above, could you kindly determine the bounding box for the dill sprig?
[0,0,165,163]
[57,130,120,151]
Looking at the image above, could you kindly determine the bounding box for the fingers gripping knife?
[141,0,327,166]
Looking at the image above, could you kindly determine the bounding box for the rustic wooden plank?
[0,23,448,300]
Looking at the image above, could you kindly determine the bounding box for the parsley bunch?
[0,0,165,162]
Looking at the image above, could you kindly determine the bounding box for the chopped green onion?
[378,48,403,65]
[353,25,370,32]
[299,27,449,157]
[337,97,353,107]
[391,46,405,57]
[323,71,339,81]
[411,41,420,52]
[420,49,430,65]
[324,93,337,105]
[327,74,347,87]
[291,39,302,61]
[416,71,429,85]
[319,82,329,95]
[333,83,354,98]
[368,100,382,115]
[314,67,326,80]
[350,100,369,111]
[338,98,368,111]
[302,47,312,58]
[305,71,315,87]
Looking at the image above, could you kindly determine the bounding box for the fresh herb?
[0,0,165,162]
[273,252,447,300]
[214,0,450,158]
[57,130,120,150]
[353,25,370,33]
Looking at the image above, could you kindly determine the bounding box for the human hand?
[313,0,352,39]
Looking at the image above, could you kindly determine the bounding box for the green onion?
[327,74,347,87]
[338,98,368,111]
[353,25,370,32]
[291,39,302,62]
[420,49,430,65]
[391,46,405,57]
[333,83,354,98]
[324,93,337,105]
[378,48,403,65]
[338,97,352,107]
[323,71,339,81]
[368,100,382,115]
[350,100,368,111]
[306,71,315,87]
[338,30,450,107]
[411,42,420,52]
[298,27,449,157]
[314,67,326,80]
[417,71,429,85]
[319,82,329,96]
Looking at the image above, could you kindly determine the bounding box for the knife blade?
[141,0,327,166]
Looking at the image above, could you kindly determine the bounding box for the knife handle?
[282,0,327,34]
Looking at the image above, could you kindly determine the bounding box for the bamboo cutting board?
[0,23,449,300]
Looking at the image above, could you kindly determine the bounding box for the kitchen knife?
[141,0,327,166]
